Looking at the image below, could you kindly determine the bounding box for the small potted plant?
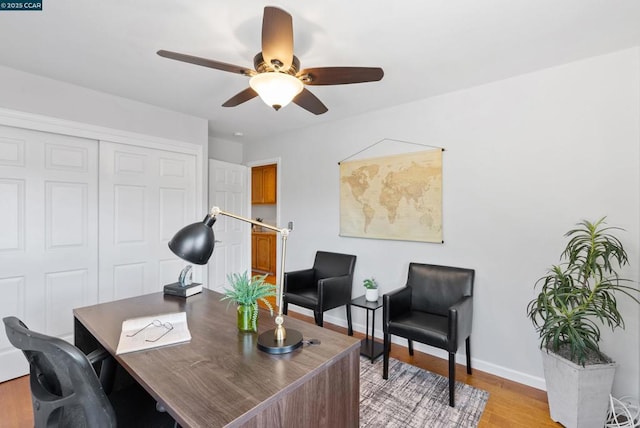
[526,218,639,428]
[363,278,379,302]
[221,271,276,333]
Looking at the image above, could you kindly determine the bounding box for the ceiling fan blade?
[157,50,254,76]
[297,67,384,85]
[222,88,259,107]
[261,7,294,71]
[293,88,328,115]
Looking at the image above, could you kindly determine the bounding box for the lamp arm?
[170,206,299,348]
[210,207,290,336]
[210,207,289,236]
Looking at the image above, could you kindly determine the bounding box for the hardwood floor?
[0,375,31,428]
[0,312,558,428]
[313,314,559,428]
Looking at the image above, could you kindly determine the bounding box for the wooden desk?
[74,289,360,427]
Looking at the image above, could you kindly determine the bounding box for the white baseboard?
[316,310,547,392]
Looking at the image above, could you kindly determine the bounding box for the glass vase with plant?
[221,271,276,332]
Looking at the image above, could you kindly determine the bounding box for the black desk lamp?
[168,207,303,354]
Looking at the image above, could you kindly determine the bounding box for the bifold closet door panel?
[0,125,98,382]
[98,142,198,303]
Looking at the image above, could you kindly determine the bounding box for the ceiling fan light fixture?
[249,72,303,110]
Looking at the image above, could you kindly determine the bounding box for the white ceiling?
[1,1,640,143]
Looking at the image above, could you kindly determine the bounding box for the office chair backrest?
[313,251,357,281]
[406,263,475,316]
[3,316,116,428]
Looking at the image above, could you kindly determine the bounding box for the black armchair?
[3,316,176,427]
[283,251,357,335]
[383,263,475,407]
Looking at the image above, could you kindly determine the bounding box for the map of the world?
[339,149,442,243]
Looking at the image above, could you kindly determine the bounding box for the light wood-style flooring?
[0,311,558,428]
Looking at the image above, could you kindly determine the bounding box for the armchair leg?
[314,312,324,327]
[383,333,390,379]
[408,339,414,356]
[346,304,353,336]
[466,337,472,375]
[282,301,288,316]
[448,352,456,407]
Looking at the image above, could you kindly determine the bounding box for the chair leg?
[98,356,116,394]
[448,352,456,407]
[282,301,288,315]
[315,311,323,327]
[346,304,353,336]
[383,333,390,379]
[408,339,414,356]
[466,337,472,375]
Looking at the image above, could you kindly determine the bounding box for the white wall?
[244,48,640,396]
[0,65,208,147]
[209,136,243,163]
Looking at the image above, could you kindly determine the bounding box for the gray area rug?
[360,357,489,427]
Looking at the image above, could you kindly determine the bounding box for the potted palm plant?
[221,272,276,333]
[526,218,639,428]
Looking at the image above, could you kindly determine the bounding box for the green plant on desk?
[221,271,276,332]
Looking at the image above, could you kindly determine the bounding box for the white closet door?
[0,125,98,382]
[208,159,250,291]
[99,142,197,302]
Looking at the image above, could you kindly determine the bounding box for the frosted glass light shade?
[249,72,304,110]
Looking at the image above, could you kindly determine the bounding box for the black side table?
[350,295,383,363]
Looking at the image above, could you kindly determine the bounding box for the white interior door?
[99,142,197,302]
[0,125,98,382]
[208,159,250,291]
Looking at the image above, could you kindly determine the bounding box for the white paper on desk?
[116,312,191,355]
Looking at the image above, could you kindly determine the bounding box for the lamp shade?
[168,215,216,265]
[249,72,304,110]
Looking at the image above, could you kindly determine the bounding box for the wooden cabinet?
[251,232,276,274]
[251,164,277,204]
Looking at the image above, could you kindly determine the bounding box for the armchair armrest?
[383,286,412,328]
[318,275,352,310]
[448,296,473,349]
[284,268,315,292]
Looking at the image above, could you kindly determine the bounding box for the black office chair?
[3,316,176,428]
[283,251,357,335]
[382,263,475,407]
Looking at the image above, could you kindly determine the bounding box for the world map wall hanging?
[339,148,443,243]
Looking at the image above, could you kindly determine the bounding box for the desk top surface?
[74,289,360,427]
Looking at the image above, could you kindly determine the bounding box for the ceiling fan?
[157,6,384,115]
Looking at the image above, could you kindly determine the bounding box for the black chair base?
[382,338,471,407]
[285,301,354,336]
